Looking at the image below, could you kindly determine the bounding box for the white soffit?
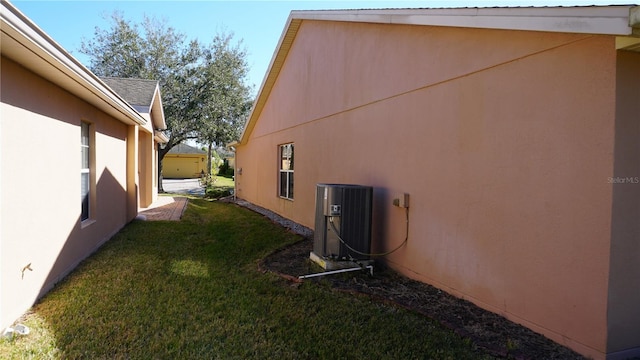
[0,1,146,127]
[292,6,638,36]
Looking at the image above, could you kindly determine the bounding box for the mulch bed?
[259,238,587,360]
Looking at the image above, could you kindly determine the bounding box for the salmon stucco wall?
[137,107,162,208]
[234,21,628,359]
[138,130,153,207]
[1,58,131,330]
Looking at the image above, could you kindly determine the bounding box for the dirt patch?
[260,238,587,360]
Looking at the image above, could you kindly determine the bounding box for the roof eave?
[293,6,637,36]
[154,130,169,144]
[236,5,639,146]
[238,15,302,145]
[226,140,238,150]
[0,1,147,127]
[150,83,167,130]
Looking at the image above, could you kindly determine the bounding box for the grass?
[1,199,495,359]
[204,175,234,198]
[212,175,234,188]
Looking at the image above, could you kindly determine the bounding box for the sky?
[12,0,637,94]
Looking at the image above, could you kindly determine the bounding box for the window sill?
[81,219,96,229]
[279,196,294,202]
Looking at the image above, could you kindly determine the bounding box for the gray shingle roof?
[101,77,158,111]
[168,143,207,155]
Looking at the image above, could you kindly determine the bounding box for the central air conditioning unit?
[313,184,373,261]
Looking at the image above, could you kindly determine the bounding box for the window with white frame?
[81,122,91,221]
[279,143,294,200]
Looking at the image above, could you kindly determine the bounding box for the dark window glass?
[279,143,294,199]
[81,122,90,221]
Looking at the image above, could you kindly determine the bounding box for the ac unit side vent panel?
[313,184,373,260]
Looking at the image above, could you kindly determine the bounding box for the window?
[81,122,91,221]
[279,143,294,200]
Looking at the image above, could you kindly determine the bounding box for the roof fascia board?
[1,1,146,127]
[150,83,167,130]
[154,130,169,143]
[235,5,638,146]
[293,6,636,36]
[239,15,302,145]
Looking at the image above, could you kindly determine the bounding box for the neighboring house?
[233,6,639,360]
[217,146,236,171]
[1,1,167,332]
[163,143,207,178]
[226,157,235,169]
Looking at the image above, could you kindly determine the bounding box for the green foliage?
[218,159,234,177]
[201,174,234,199]
[2,201,495,359]
[80,13,200,150]
[80,12,252,187]
[205,187,232,199]
[211,149,223,174]
[197,34,253,150]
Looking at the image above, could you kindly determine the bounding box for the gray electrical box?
[313,184,373,260]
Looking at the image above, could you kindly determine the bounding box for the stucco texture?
[235,20,638,359]
[1,58,130,330]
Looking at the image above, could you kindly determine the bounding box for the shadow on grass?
[5,199,495,359]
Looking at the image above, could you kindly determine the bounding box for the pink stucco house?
[1,1,167,332]
[233,6,639,360]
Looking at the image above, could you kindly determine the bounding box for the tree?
[195,34,253,175]
[79,12,251,190]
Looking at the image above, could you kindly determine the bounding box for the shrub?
[218,159,234,177]
[205,187,232,199]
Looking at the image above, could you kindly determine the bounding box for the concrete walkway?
[136,179,205,221]
[138,196,188,221]
[162,178,204,196]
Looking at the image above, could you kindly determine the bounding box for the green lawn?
[212,175,234,188]
[1,199,495,359]
[204,175,234,198]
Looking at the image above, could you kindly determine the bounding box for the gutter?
[154,130,169,144]
[0,0,146,127]
[293,6,638,36]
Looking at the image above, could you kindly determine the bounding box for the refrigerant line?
[328,206,409,258]
[298,265,374,279]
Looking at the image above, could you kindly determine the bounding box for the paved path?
[162,178,204,196]
[136,179,208,221]
[138,196,188,221]
[137,179,204,221]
